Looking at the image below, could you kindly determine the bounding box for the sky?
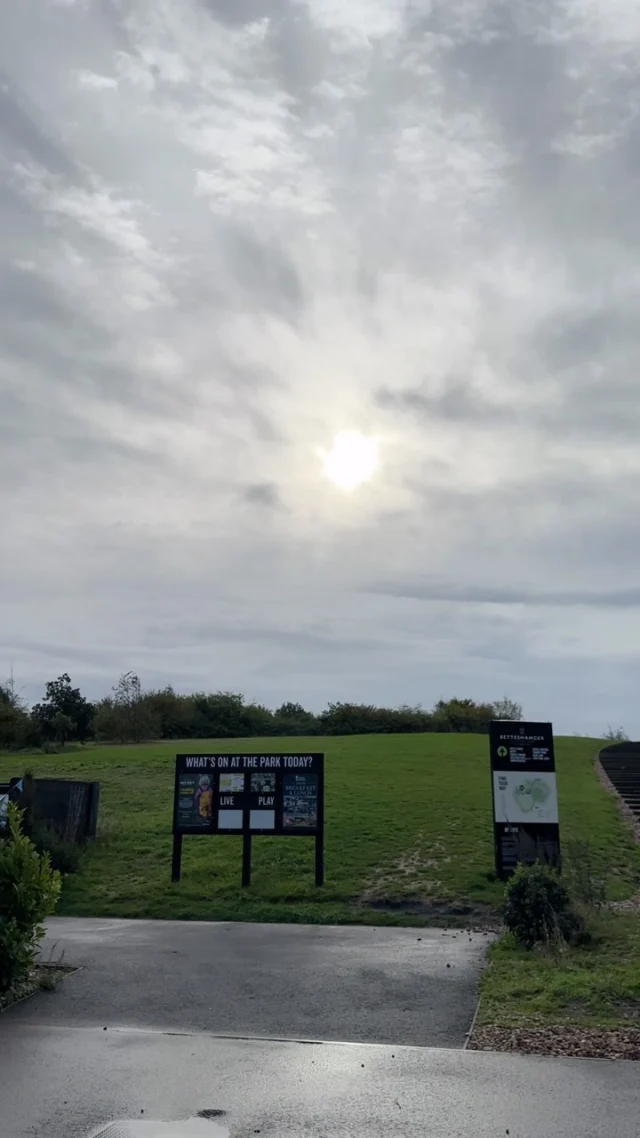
[1,0,640,737]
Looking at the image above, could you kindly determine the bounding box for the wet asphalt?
[2,918,638,1138]
[17,916,492,1047]
[2,1023,638,1138]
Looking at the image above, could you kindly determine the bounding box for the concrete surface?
[19,916,492,1047]
[1,1023,638,1138]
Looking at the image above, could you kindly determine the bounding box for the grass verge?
[0,966,74,1014]
[476,912,640,1028]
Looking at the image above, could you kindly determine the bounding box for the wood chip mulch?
[469,1025,640,1060]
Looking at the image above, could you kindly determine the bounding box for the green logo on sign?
[497,746,508,758]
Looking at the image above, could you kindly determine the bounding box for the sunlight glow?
[320,430,379,491]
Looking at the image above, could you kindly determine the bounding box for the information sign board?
[171,753,324,886]
[489,722,560,877]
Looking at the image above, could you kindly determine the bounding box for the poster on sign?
[283,773,318,829]
[176,771,212,829]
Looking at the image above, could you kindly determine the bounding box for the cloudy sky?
[2,0,639,735]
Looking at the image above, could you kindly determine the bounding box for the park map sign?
[171,752,324,887]
[489,721,560,878]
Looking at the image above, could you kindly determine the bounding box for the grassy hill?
[1,733,638,924]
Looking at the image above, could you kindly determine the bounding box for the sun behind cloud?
[320,431,380,492]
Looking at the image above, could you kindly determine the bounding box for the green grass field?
[1,733,638,926]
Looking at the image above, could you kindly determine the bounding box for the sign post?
[489,721,560,878]
[171,752,325,887]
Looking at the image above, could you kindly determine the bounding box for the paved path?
[1,1024,637,1138]
[2,918,638,1138]
[23,916,492,1047]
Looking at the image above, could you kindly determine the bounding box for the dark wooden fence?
[0,777,100,842]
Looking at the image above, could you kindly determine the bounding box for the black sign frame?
[489,721,560,879]
[171,753,325,887]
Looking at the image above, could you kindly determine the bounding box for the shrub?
[0,804,61,994]
[603,726,629,742]
[503,862,584,950]
[31,823,82,876]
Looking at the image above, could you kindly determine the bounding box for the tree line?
[0,671,523,750]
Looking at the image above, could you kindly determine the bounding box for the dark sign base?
[494,823,561,880]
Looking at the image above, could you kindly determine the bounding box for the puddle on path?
[89,1119,229,1137]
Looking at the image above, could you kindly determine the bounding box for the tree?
[492,697,523,722]
[52,712,73,746]
[144,687,193,739]
[111,672,159,743]
[274,701,319,736]
[432,697,496,733]
[603,726,629,742]
[0,683,31,750]
[91,698,118,743]
[32,674,94,743]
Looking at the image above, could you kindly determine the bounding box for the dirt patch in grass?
[359,896,501,927]
[469,1024,640,1060]
[359,838,448,901]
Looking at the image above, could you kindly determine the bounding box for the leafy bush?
[0,804,61,994]
[31,823,82,876]
[504,862,584,950]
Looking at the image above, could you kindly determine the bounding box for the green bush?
[0,804,61,994]
[41,741,61,755]
[31,823,82,876]
[503,862,584,950]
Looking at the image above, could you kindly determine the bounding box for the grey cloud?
[538,308,633,369]
[0,636,125,670]
[0,264,74,325]
[2,0,640,735]
[203,0,329,104]
[243,481,283,508]
[448,29,574,159]
[266,5,330,104]
[147,618,386,655]
[376,381,512,424]
[247,408,285,444]
[220,226,306,320]
[201,0,289,27]
[0,75,77,177]
[366,580,640,610]
[378,360,639,440]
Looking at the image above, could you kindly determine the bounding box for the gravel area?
[469,1025,640,1060]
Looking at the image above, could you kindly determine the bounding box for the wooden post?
[315,829,324,887]
[242,830,252,887]
[171,833,183,882]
